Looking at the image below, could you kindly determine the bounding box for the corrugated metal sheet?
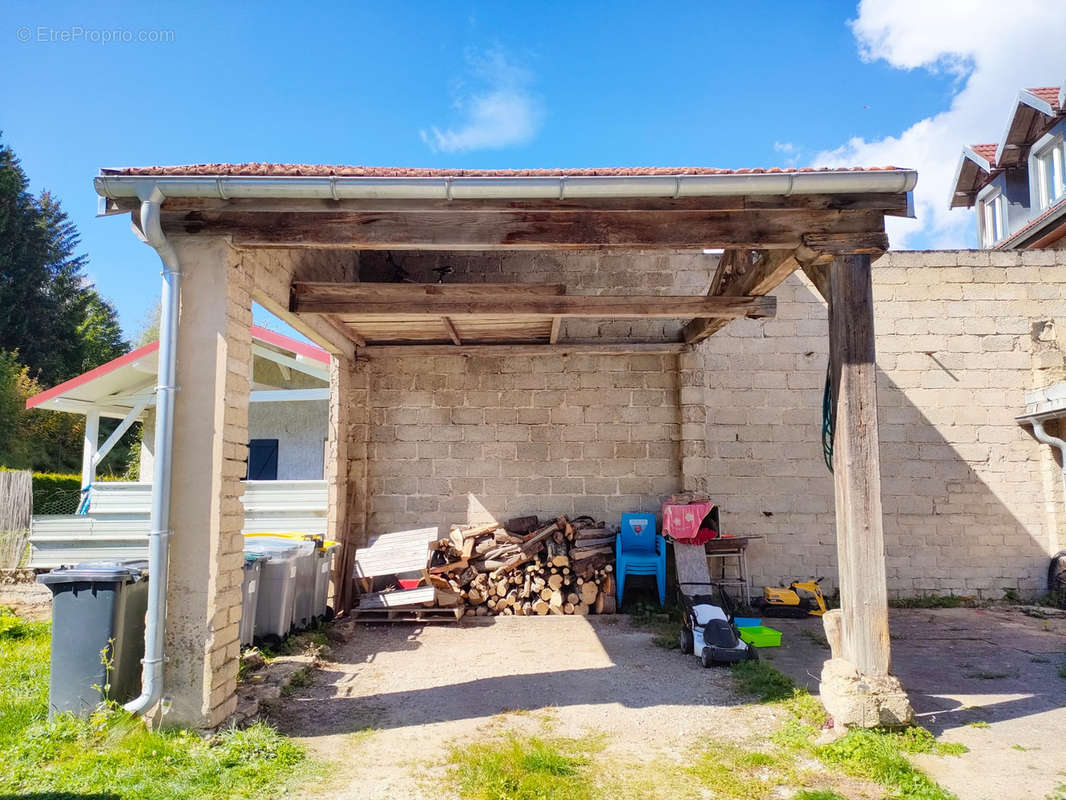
[29,480,328,568]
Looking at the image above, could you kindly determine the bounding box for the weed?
[890,594,971,609]
[963,669,1015,680]
[731,660,828,726]
[687,741,799,799]
[794,791,847,800]
[280,665,314,696]
[446,735,597,800]
[820,730,957,800]
[348,727,377,745]
[1059,663,1066,679]
[1012,744,1035,752]
[967,720,990,729]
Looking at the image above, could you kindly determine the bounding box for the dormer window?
[977,183,1007,247]
[1030,132,1066,212]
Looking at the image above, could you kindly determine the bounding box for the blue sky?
[2,0,1064,339]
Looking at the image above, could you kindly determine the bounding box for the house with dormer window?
[951,83,1066,249]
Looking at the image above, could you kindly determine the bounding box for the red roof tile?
[996,195,1066,249]
[1027,87,1062,112]
[100,163,905,178]
[970,144,998,167]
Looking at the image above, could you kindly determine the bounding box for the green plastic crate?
[738,625,782,648]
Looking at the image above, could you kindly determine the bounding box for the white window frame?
[1029,131,1066,212]
[976,183,1007,247]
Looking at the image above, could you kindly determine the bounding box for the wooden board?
[354,527,437,579]
[352,606,464,623]
[673,542,713,594]
[357,585,437,609]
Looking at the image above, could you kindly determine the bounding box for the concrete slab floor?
[765,607,1066,800]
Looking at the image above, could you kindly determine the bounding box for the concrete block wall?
[689,248,1066,599]
[362,352,681,538]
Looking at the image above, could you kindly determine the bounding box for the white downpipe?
[124,187,180,716]
[1032,419,1066,542]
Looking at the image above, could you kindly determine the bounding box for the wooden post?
[828,253,891,677]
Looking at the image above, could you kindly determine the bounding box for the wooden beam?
[802,231,888,256]
[292,288,776,320]
[683,249,798,344]
[359,342,686,357]
[828,253,891,677]
[147,191,913,216]
[322,313,366,347]
[549,316,562,344]
[167,209,887,251]
[441,316,462,345]
[293,281,566,299]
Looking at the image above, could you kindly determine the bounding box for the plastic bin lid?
[245,536,315,553]
[244,552,267,564]
[38,561,147,585]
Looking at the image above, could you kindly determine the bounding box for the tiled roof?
[996,196,1066,249]
[970,144,998,167]
[100,163,905,178]
[1027,87,1062,112]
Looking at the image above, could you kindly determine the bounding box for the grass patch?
[0,607,309,799]
[794,792,847,800]
[280,665,314,696]
[820,730,958,800]
[731,660,827,726]
[1058,663,1066,679]
[967,720,990,729]
[446,734,598,800]
[686,741,801,799]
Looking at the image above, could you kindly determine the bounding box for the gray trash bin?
[239,553,265,647]
[312,542,340,622]
[245,536,316,631]
[37,561,148,717]
[246,540,303,642]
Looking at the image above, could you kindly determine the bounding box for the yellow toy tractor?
[755,578,828,618]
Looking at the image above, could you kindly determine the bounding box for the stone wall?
[362,352,681,538]
[689,248,1066,599]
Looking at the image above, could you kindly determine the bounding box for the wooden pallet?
[352,606,463,623]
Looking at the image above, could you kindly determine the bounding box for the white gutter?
[123,186,180,717]
[95,169,917,211]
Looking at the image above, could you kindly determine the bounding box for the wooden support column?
[828,253,891,677]
[327,354,369,615]
[81,409,100,491]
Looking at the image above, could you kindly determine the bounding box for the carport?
[93,163,915,728]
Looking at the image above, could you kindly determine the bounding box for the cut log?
[566,592,580,606]
[580,582,599,606]
[533,600,549,615]
[549,588,565,609]
[539,588,553,601]
[574,603,589,615]
[547,574,564,591]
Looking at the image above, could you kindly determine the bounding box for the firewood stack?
[425,515,617,616]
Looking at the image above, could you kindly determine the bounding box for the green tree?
[0,135,128,384]
[0,350,82,472]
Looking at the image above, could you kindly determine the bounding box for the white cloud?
[773,141,797,154]
[813,0,1066,248]
[420,47,542,154]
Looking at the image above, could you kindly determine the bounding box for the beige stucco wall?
[688,248,1066,599]
[247,399,328,480]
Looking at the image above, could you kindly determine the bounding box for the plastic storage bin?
[245,540,303,642]
[312,541,340,622]
[37,561,148,717]
[733,617,762,628]
[239,553,265,647]
[737,625,782,648]
[245,535,317,630]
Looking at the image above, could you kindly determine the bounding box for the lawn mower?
[754,578,828,618]
[677,583,758,667]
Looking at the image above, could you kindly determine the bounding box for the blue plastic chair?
[616,513,666,607]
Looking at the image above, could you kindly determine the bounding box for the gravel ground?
[270,615,861,800]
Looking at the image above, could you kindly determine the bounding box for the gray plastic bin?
[37,561,148,717]
[312,542,340,621]
[246,540,302,642]
[245,536,316,631]
[239,554,265,647]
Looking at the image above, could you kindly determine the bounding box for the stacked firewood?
[425,515,617,616]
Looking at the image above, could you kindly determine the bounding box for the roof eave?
[949,147,992,209]
[94,169,918,208]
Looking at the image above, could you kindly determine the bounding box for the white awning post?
[93,397,150,469]
[81,409,100,491]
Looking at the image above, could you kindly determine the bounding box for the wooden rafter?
[358,342,686,357]
[683,249,798,344]
[290,284,776,320]
[441,316,462,345]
